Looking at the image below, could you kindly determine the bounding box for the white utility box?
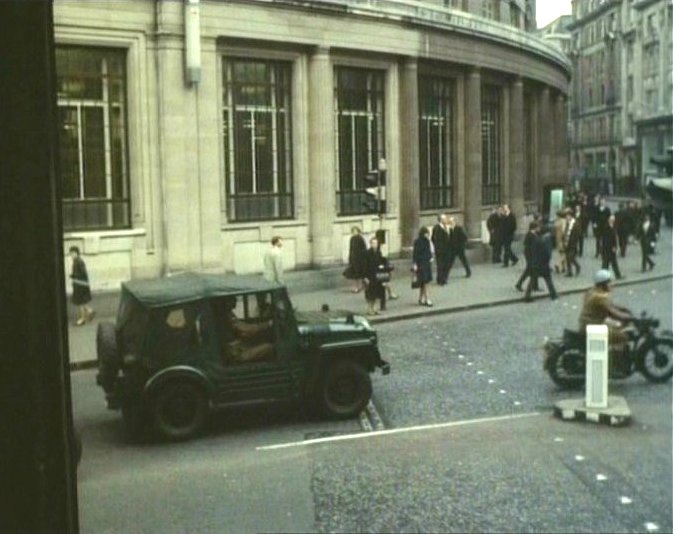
[586,324,609,408]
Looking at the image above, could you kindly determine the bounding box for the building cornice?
[567,0,621,31]
[232,0,571,73]
[632,0,660,11]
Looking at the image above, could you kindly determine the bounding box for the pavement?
[68,227,672,370]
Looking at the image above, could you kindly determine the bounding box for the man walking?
[640,213,656,272]
[263,235,284,284]
[446,216,471,278]
[524,224,557,302]
[563,209,581,277]
[515,221,539,292]
[614,202,631,258]
[501,204,518,267]
[601,215,622,279]
[431,214,451,285]
[486,207,502,263]
[593,196,611,258]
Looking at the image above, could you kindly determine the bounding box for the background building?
[568,0,672,196]
[55,0,570,290]
[537,14,573,54]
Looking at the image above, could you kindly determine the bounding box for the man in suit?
[515,221,539,292]
[576,195,589,257]
[431,213,451,286]
[500,204,518,267]
[593,196,611,258]
[614,202,631,258]
[486,207,502,263]
[446,216,471,278]
[640,213,656,272]
[601,215,622,279]
[524,224,557,302]
[563,209,581,277]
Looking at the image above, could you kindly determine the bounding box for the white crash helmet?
[593,269,612,285]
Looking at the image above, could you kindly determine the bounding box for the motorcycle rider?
[579,269,634,373]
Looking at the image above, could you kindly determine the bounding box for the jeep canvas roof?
[121,272,282,308]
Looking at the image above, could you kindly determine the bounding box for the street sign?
[363,170,386,215]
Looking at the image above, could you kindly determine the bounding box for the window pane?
[222,58,294,221]
[481,84,501,205]
[82,107,106,198]
[59,106,80,199]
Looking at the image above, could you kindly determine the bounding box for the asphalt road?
[72,278,672,533]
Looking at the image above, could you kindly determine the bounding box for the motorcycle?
[543,313,673,389]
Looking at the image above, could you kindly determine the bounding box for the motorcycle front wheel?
[640,338,673,383]
[547,349,585,389]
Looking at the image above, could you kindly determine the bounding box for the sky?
[536,0,572,28]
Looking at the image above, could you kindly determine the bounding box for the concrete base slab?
[553,396,631,427]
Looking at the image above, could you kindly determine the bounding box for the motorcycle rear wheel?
[640,338,673,383]
[547,349,585,389]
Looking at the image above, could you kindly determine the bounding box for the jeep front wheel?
[320,360,372,419]
[152,382,208,441]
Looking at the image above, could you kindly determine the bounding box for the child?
[69,246,95,325]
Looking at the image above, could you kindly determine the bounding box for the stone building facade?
[568,0,672,195]
[55,0,570,290]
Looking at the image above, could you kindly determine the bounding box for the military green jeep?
[96,273,390,440]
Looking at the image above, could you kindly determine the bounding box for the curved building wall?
[54,0,570,289]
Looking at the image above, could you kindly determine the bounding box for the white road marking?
[477,370,484,375]
[443,342,448,346]
[563,302,568,307]
[256,412,542,451]
[596,474,607,481]
[575,455,585,461]
[513,401,522,406]
[652,290,657,295]
[620,496,632,504]
[553,437,564,442]
[571,305,577,310]
[450,348,456,352]
[645,523,659,531]
[458,354,465,359]
[467,362,474,366]
[628,290,634,295]
[488,379,496,384]
[499,389,507,394]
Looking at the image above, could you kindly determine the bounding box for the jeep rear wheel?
[321,360,372,419]
[152,382,208,441]
[96,322,119,391]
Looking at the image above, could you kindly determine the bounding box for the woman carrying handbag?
[412,227,434,306]
[363,236,388,315]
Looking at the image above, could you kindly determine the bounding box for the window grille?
[481,84,502,205]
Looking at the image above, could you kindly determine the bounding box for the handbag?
[411,271,422,289]
[375,271,391,283]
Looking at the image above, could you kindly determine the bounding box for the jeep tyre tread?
[320,359,372,419]
[152,382,208,441]
[96,322,119,390]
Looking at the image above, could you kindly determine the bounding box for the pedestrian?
[563,209,581,277]
[431,214,451,285]
[576,194,589,257]
[363,237,387,315]
[553,209,566,274]
[500,204,518,267]
[69,246,95,326]
[343,226,367,293]
[601,215,622,279]
[614,202,631,258]
[412,226,434,307]
[263,235,284,285]
[486,207,503,263]
[524,225,558,302]
[640,213,656,272]
[446,216,471,278]
[593,196,611,258]
[515,221,539,292]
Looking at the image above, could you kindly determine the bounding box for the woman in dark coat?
[412,226,434,307]
[69,246,95,325]
[344,226,368,293]
[363,237,387,315]
[640,213,656,272]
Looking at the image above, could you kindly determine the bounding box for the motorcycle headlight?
[123,353,137,366]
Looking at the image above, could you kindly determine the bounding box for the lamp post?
[376,158,387,243]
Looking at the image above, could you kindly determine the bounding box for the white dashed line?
[499,389,507,394]
[458,354,465,359]
[477,370,484,375]
[575,455,585,462]
[596,474,607,481]
[443,342,448,346]
[563,302,568,307]
[513,401,522,406]
[467,362,474,366]
[620,496,632,505]
[450,348,456,352]
[645,522,659,532]
[571,305,577,310]
[553,437,564,443]
[628,290,634,295]
[488,379,496,384]
[651,290,657,295]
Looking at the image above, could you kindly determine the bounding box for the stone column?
[308,46,336,266]
[399,58,420,250]
[463,68,482,239]
[555,93,569,185]
[537,87,552,195]
[508,76,525,223]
